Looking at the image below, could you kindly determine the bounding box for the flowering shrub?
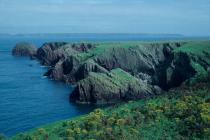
[11,80,210,140]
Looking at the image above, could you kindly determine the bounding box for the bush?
[0,134,6,140]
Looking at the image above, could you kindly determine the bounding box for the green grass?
[174,41,210,83]
[73,42,139,61]
[174,41,210,56]
[79,68,141,92]
[10,78,210,140]
[73,40,187,62]
[174,41,210,65]
[8,40,210,140]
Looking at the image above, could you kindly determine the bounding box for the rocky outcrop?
[93,42,184,89]
[70,69,162,104]
[42,41,199,104]
[45,57,109,83]
[69,42,199,104]
[36,42,68,66]
[44,43,98,84]
[164,52,197,89]
[46,42,183,84]
[94,43,179,73]
[37,42,96,66]
[14,40,206,105]
[12,42,37,57]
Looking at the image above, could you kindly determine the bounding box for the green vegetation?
[73,42,139,61]
[10,74,210,140]
[174,41,210,57]
[174,41,210,84]
[9,40,210,140]
[82,68,141,91]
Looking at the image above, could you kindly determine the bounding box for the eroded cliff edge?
[13,41,210,104]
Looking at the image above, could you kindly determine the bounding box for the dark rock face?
[41,43,97,83]
[20,41,200,105]
[69,42,192,104]
[45,57,109,84]
[37,42,68,66]
[71,43,96,52]
[165,52,197,88]
[74,60,109,82]
[12,42,37,57]
[70,69,162,104]
[37,42,96,66]
[93,43,183,89]
[40,41,197,104]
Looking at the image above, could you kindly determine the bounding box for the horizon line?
[0,33,185,36]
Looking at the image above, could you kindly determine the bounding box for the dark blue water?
[0,34,207,136]
[0,36,98,136]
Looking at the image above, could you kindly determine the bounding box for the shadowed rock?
[28,41,207,105]
[37,42,96,66]
[36,42,68,66]
[70,69,162,104]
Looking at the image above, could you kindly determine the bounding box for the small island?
[12,42,37,58]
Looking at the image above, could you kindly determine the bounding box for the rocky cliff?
[37,41,195,104]
[70,68,161,104]
[13,41,210,104]
[12,42,37,58]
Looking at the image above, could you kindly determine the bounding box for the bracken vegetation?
[9,73,210,140]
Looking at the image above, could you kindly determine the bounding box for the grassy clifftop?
[173,41,210,84]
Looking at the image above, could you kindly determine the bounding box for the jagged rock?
[42,42,97,83]
[12,40,209,105]
[37,42,96,66]
[36,42,68,65]
[70,68,162,104]
[43,42,184,87]
[71,43,96,52]
[94,43,181,73]
[165,52,196,88]
[74,59,109,81]
[46,58,109,84]
[45,60,65,81]
[12,42,37,57]
[93,42,183,88]
[136,73,153,84]
[34,41,203,105]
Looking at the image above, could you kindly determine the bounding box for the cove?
[0,36,96,136]
[0,34,200,136]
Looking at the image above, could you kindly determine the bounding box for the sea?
[0,34,208,136]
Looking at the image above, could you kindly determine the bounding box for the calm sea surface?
[0,34,207,136]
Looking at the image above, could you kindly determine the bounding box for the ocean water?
[0,35,97,136]
[0,34,206,136]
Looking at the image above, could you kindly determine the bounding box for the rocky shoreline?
[12,41,209,104]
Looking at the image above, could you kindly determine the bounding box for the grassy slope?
[73,41,183,61]
[80,68,142,92]
[73,42,138,61]
[9,40,210,140]
[174,41,210,83]
[10,80,210,140]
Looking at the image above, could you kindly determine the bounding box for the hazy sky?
[0,0,210,35]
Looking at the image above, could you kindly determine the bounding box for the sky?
[0,0,210,36]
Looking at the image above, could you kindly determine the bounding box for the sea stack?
[12,42,37,58]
